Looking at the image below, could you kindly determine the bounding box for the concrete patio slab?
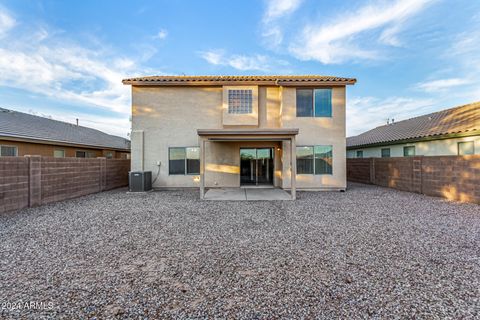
[204,188,291,200]
[204,188,246,200]
[245,188,291,200]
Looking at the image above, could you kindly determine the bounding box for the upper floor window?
[296,88,332,117]
[228,89,252,114]
[458,141,474,155]
[403,146,415,157]
[0,145,17,156]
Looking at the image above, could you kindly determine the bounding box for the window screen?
[296,146,314,174]
[169,148,186,175]
[54,149,65,158]
[381,148,390,158]
[228,90,252,114]
[186,147,200,174]
[296,88,332,117]
[458,141,474,155]
[314,145,332,174]
[296,89,313,117]
[76,151,86,158]
[314,89,332,117]
[0,145,17,156]
[403,146,415,157]
[169,147,200,175]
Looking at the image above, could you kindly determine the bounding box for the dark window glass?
[356,150,363,158]
[296,89,313,117]
[186,147,200,174]
[76,151,86,158]
[458,141,474,155]
[296,146,314,174]
[314,145,332,174]
[403,146,415,157]
[169,148,186,175]
[314,89,332,117]
[0,146,17,156]
[381,148,390,158]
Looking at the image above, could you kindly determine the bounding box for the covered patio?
[197,128,299,200]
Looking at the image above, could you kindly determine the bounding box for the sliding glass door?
[240,148,274,186]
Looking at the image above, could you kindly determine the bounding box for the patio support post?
[290,136,296,200]
[199,137,205,199]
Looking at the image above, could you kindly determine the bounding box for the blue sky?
[0,0,479,138]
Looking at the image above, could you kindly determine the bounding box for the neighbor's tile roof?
[122,75,356,85]
[347,102,480,148]
[0,108,130,150]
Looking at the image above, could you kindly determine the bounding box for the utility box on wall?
[129,171,152,192]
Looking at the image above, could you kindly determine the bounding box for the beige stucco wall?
[281,86,347,190]
[131,84,347,190]
[347,135,480,158]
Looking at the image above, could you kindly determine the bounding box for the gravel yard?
[1,183,479,319]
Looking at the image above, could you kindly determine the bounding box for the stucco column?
[290,137,296,200]
[199,137,205,199]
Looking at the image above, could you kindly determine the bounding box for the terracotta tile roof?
[122,75,356,86]
[0,108,130,150]
[347,102,480,148]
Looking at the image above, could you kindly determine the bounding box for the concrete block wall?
[0,157,130,214]
[0,157,30,213]
[347,155,480,204]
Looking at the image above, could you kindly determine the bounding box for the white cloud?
[199,49,289,72]
[289,0,436,64]
[0,9,15,37]
[0,7,149,115]
[154,29,168,40]
[347,96,437,136]
[263,0,303,22]
[262,0,302,47]
[415,78,472,93]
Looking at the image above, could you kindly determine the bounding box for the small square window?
[381,148,390,158]
[228,89,252,114]
[458,141,474,155]
[403,146,415,157]
[356,150,363,158]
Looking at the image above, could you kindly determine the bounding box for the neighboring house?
[0,108,130,159]
[123,75,356,198]
[347,102,480,158]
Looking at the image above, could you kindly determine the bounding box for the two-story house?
[123,75,356,199]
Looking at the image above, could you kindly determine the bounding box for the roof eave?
[122,79,357,86]
[346,130,479,149]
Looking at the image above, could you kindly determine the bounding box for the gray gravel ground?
[0,183,479,319]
